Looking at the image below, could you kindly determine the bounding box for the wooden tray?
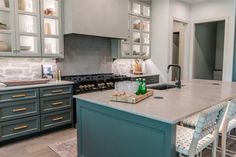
[2,79,50,86]
[110,90,153,104]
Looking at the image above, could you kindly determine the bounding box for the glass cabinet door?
[142,4,150,17]
[132,45,140,56]
[120,16,131,58]
[0,0,15,56]
[41,0,63,57]
[130,16,151,59]
[15,0,41,56]
[132,2,141,16]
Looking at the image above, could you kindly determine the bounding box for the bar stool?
[176,102,226,157]
[182,100,236,157]
[219,99,236,157]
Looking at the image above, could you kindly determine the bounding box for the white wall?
[190,0,235,81]
[151,0,170,81]
[169,0,190,21]
[151,0,190,81]
[151,0,235,81]
[169,0,191,80]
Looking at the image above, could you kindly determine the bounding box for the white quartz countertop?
[0,81,74,91]
[74,79,236,124]
[127,73,159,78]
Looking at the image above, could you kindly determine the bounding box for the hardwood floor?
[0,128,76,157]
[0,127,235,157]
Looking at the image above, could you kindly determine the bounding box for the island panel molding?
[76,99,177,157]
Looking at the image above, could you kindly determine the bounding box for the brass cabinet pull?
[52,117,64,121]
[11,93,27,98]
[51,90,63,93]
[52,102,63,106]
[13,125,28,131]
[12,107,27,112]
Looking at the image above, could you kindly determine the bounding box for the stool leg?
[212,140,217,157]
[221,132,227,157]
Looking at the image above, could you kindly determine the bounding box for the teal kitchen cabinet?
[0,83,73,142]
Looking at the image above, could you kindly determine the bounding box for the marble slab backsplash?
[0,58,57,81]
[112,59,161,76]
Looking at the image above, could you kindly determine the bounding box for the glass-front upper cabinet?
[118,0,151,59]
[131,16,150,58]
[16,0,41,56]
[132,1,151,18]
[0,0,15,56]
[41,0,63,57]
[120,16,131,58]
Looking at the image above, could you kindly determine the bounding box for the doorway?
[193,20,225,80]
[171,20,186,81]
[172,32,180,81]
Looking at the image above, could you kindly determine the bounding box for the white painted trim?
[169,17,190,81]
[189,17,230,81]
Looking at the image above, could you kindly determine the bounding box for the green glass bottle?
[140,79,147,95]
[135,78,142,95]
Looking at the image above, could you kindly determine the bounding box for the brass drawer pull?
[52,102,63,106]
[12,108,27,112]
[51,90,63,93]
[13,125,28,131]
[52,117,64,121]
[11,93,27,98]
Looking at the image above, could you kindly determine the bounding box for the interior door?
[172,32,180,81]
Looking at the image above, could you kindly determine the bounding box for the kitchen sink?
[147,83,177,90]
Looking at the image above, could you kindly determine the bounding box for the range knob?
[101,83,105,88]
[91,84,95,88]
[83,85,88,90]
[98,83,102,88]
[79,85,84,90]
[87,84,92,89]
[106,82,114,87]
[98,83,105,88]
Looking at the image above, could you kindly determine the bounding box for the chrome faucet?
[167,64,182,88]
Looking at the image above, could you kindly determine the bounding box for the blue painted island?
[74,79,236,157]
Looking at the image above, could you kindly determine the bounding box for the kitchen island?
[74,79,236,157]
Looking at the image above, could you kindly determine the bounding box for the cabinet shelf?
[0,7,10,12]
[43,34,59,39]
[43,15,59,20]
[0,30,11,34]
[18,11,37,16]
[19,32,38,37]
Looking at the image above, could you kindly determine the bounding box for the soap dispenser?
[141,61,146,74]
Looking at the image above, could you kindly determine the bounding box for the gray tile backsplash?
[57,34,113,76]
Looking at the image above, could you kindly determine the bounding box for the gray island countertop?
[74,79,236,124]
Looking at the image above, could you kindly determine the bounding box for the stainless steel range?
[62,73,130,127]
[62,73,131,94]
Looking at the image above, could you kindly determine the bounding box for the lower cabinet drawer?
[40,85,73,97]
[40,95,72,113]
[41,109,72,130]
[0,99,40,122]
[0,89,39,103]
[0,116,40,141]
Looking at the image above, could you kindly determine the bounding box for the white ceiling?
[180,0,210,4]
